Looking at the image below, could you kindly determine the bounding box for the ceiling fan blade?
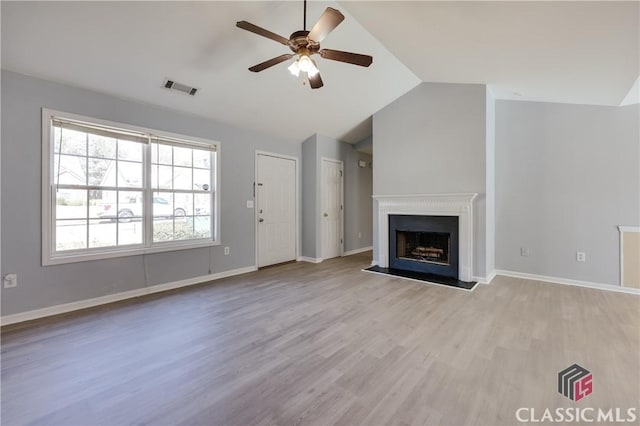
[248,54,295,72]
[308,7,345,43]
[309,72,324,89]
[236,21,289,46]
[319,49,373,67]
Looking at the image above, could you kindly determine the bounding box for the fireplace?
[374,193,478,282]
[389,215,459,278]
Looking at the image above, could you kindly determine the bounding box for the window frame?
[42,108,221,266]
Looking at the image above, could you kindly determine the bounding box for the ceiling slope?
[1,1,420,143]
[341,1,639,106]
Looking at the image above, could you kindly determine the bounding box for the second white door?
[257,154,296,268]
[321,159,343,260]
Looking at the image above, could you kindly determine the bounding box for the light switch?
[246,200,254,209]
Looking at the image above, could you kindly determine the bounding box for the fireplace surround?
[374,193,478,282]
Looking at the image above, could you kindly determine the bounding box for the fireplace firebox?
[389,215,459,278]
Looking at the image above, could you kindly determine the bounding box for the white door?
[321,159,343,260]
[257,154,296,268]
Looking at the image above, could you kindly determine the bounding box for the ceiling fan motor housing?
[288,30,320,54]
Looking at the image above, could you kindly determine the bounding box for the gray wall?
[1,71,301,316]
[495,100,640,286]
[372,82,490,278]
[343,147,373,252]
[300,134,373,259]
[301,135,317,258]
[485,89,496,276]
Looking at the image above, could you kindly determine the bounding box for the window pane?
[118,140,143,162]
[118,191,143,221]
[173,167,192,190]
[174,193,193,216]
[153,218,174,242]
[153,192,173,217]
[88,134,116,159]
[89,190,108,218]
[194,193,211,216]
[118,220,143,246]
[117,161,143,188]
[95,191,117,220]
[152,144,172,165]
[173,147,192,167]
[56,189,87,219]
[193,168,211,191]
[194,216,211,238]
[156,165,173,190]
[88,158,115,186]
[174,217,194,240]
[55,154,87,185]
[57,128,86,156]
[89,219,116,248]
[56,219,87,251]
[193,150,210,169]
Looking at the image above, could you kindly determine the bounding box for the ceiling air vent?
[163,79,198,96]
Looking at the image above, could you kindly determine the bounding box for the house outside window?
[43,109,220,265]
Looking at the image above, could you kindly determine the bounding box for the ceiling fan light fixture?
[306,59,320,77]
[298,54,313,72]
[288,60,301,77]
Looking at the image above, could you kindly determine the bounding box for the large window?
[43,109,219,265]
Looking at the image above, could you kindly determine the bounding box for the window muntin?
[44,110,219,264]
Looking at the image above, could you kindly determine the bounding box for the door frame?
[320,157,344,259]
[254,150,300,268]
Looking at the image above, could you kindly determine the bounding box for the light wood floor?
[2,252,639,425]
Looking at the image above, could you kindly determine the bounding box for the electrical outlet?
[577,251,586,262]
[3,273,17,288]
[520,247,530,257]
[224,246,230,255]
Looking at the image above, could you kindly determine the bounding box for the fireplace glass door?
[396,231,451,266]
[388,215,459,278]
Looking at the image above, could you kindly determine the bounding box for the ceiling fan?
[236,0,373,89]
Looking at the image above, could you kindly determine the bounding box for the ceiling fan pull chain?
[303,0,307,31]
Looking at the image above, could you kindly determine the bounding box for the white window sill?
[43,240,220,266]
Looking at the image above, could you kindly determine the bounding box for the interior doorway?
[321,158,343,260]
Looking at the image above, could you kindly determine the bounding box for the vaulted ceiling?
[341,0,639,106]
[2,1,638,144]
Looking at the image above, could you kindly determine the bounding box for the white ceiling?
[341,1,639,106]
[0,1,420,143]
[2,1,638,145]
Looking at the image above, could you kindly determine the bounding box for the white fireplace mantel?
[374,193,478,282]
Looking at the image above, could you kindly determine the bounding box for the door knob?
[259,218,264,223]
[323,213,328,217]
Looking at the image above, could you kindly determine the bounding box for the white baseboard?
[298,256,323,264]
[496,269,640,295]
[0,266,257,326]
[342,246,373,257]
[473,270,497,285]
